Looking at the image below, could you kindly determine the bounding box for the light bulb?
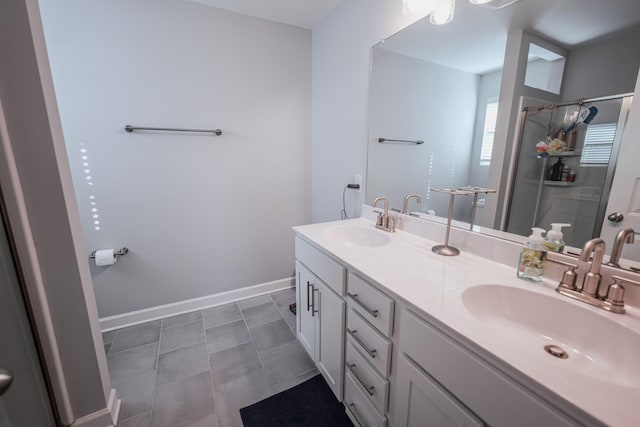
[430,0,455,25]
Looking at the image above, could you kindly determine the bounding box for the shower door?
[505,95,631,249]
[0,197,57,426]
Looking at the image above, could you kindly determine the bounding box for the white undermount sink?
[323,224,391,247]
[462,284,640,389]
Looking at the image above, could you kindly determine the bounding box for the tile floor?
[103,288,318,427]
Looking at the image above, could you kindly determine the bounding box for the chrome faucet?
[402,194,421,214]
[553,238,630,314]
[579,238,606,297]
[607,228,635,267]
[372,196,395,232]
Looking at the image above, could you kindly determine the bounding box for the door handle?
[0,369,13,397]
[608,212,624,223]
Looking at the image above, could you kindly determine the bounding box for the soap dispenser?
[517,227,547,282]
[544,223,571,252]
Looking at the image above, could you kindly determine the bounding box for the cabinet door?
[316,281,345,400]
[296,261,316,359]
[395,354,484,427]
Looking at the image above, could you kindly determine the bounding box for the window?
[580,123,617,166]
[480,98,499,165]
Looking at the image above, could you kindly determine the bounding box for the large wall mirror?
[367,0,640,263]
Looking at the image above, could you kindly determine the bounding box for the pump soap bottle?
[544,223,571,252]
[517,227,547,282]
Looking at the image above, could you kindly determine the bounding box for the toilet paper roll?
[95,249,117,267]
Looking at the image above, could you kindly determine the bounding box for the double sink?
[321,223,640,394]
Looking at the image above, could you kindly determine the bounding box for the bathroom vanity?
[293,208,640,427]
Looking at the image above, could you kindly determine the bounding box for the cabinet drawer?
[347,273,394,337]
[347,309,392,377]
[295,236,346,295]
[400,310,578,427]
[345,371,388,427]
[346,341,389,415]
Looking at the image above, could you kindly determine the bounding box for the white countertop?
[293,217,640,427]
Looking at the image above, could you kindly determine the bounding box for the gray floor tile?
[269,287,295,307]
[203,303,242,329]
[213,371,273,427]
[271,368,319,394]
[249,319,295,352]
[162,311,203,329]
[260,340,315,386]
[241,302,282,328]
[160,320,205,354]
[270,288,297,331]
[238,295,272,309]
[119,411,151,427]
[282,309,296,332]
[108,342,158,383]
[174,411,218,427]
[102,330,116,345]
[110,321,161,353]
[209,342,262,386]
[113,370,155,421]
[152,371,215,427]
[205,320,250,354]
[157,343,209,385]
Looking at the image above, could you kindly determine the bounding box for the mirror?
[366,0,640,261]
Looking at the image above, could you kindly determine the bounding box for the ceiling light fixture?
[468,0,492,4]
[430,0,456,25]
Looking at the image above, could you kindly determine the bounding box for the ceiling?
[188,0,343,29]
[377,0,640,75]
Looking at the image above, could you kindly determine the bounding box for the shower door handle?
[607,212,624,223]
[0,369,13,397]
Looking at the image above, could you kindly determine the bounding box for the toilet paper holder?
[89,247,129,259]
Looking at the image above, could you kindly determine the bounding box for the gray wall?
[368,49,478,218]
[562,27,640,101]
[311,0,423,223]
[39,0,312,317]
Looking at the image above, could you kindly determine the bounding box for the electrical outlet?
[354,174,362,193]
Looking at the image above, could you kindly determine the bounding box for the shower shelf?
[548,151,581,157]
[543,180,582,186]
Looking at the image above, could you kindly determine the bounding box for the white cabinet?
[295,237,346,400]
[395,309,585,427]
[296,261,316,357]
[395,354,484,427]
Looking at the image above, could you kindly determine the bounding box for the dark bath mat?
[240,374,354,427]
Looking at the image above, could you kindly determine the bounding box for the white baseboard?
[100,277,294,331]
[74,388,119,427]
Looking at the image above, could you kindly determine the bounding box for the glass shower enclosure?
[505,95,633,249]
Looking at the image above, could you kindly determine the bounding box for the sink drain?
[544,345,568,359]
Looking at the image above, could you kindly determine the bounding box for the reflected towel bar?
[378,137,423,145]
[125,125,222,136]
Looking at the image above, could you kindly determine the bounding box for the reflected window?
[580,123,617,166]
[480,98,499,165]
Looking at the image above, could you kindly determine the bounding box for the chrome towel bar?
[378,137,423,145]
[125,125,222,136]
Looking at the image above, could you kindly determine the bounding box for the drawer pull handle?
[347,362,375,396]
[306,281,313,311]
[347,401,366,427]
[347,328,377,358]
[347,292,379,318]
